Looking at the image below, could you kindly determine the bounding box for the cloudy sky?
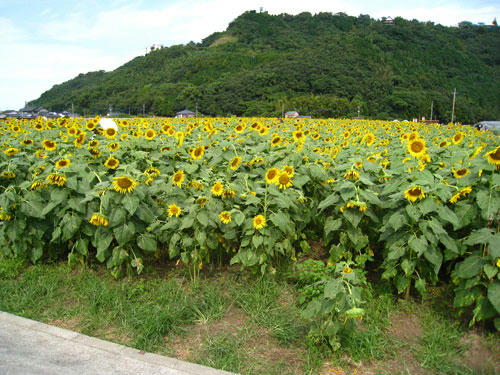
[1,0,498,111]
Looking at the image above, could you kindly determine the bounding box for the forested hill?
[29,11,500,123]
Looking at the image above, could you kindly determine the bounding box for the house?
[382,17,395,25]
[284,111,299,118]
[175,109,195,118]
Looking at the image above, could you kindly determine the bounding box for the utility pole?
[195,104,198,118]
[281,103,284,118]
[357,106,360,118]
[142,104,145,116]
[430,100,433,122]
[451,88,456,123]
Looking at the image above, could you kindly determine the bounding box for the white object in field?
[98,118,117,130]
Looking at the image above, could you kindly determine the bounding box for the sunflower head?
[219,211,231,224]
[408,138,426,158]
[452,132,465,145]
[485,146,500,166]
[211,181,224,196]
[3,147,19,156]
[167,204,181,217]
[276,171,293,190]
[404,186,425,202]
[55,158,71,169]
[104,127,117,139]
[104,157,119,169]
[453,168,470,178]
[265,168,279,184]
[230,156,242,170]
[41,139,56,151]
[112,176,139,194]
[89,213,109,227]
[144,129,156,140]
[191,146,204,160]
[253,215,266,230]
[172,170,185,188]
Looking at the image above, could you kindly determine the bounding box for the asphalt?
[0,311,236,375]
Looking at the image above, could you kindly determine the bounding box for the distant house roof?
[285,111,299,117]
[383,17,395,25]
[176,109,195,115]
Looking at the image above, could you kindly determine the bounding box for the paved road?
[0,311,235,375]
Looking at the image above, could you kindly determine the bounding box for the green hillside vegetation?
[29,11,500,123]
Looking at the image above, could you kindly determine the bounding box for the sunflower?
[265,168,279,184]
[276,171,292,190]
[234,124,246,133]
[404,186,425,202]
[46,173,67,186]
[30,180,47,190]
[3,147,19,156]
[344,170,359,181]
[104,127,117,139]
[439,140,450,148]
[212,181,224,196]
[85,121,96,131]
[88,140,99,148]
[112,176,139,194]
[55,158,71,169]
[34,123,44,131]
[292,130,304,142]
[21,139,34,146]
[1,171,15,178]
[343,267,353,274]
[144,128,156,140]
[172,170,185,188]
[39,139,55,151]
[362,133,376,146]
[450,186,472,204]
[407,138,426,158]
[453,168,470,178]
[253,215,266,230]
[108,142,120,152]
[230,156,241,170]
[271,135,282,147]
[191,146,204,159]
[281,165,294,178]
[104,157,119,169]
[485,146,500,167]
[196,197,208,208]
[219,211,231,224]
[167,204,181,217]
[89,148,101,159]
[89,213,109,227]
[223,189,236,199]
[452,132,465,145]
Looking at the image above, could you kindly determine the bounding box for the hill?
[29,11,500,123]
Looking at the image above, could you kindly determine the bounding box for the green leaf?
[343,209,362,228]
[75,238,89,256]
[29,245,43,263]
[61,213,82,242]
[464,228,493,246]
[122,195,140,215]
[484,264,498,280]
[318,193,339,210]
[324,279,342,299]
[234,211,245,226]
[270,211,292,233]
[113,222,135,246]
[455,256,485,279]
[437,205,459,227]
[252,235,263,248]
[401,259,415,276]
[440,233,458,254]
[194,229,206,246]
[423,247,443,275]
[415,278,426,296]
[51,188,68,204]
[387,244,405,261]
[197,210,209,227]
[419,198,437,215]
[324,217,342,237]
[137,233,156,253]
[94,228,113,262]
[405,204,421,221]
[109,208,127,227]
[180,215,195,230]
[409,235,428,257]
[489,233,500,258]
[388,212,406,232]
[487,281,500,314]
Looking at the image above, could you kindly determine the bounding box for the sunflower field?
[0,115,499,339]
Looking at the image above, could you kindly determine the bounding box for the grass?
[0,257,498,375]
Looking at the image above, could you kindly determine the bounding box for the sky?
[1,0,498,111]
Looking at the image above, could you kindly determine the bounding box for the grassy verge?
[0,257,498,375]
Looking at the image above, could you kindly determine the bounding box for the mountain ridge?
[29,11,500,123]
